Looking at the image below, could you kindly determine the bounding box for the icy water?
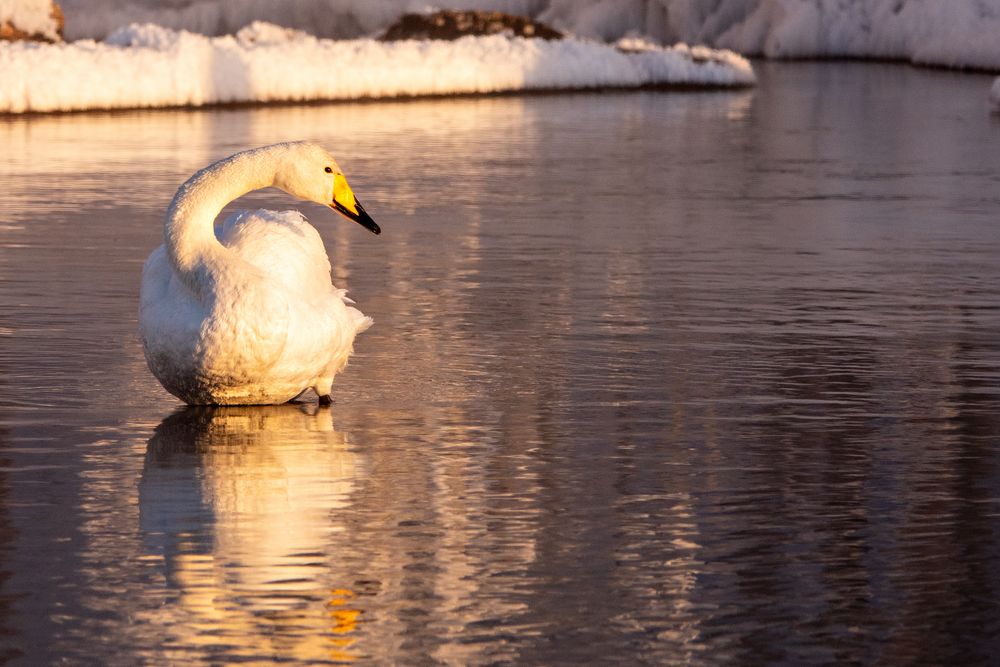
[2,61,1000,665]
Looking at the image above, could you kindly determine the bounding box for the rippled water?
[2,61,1000,664]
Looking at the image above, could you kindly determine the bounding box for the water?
[1,61,1000,664]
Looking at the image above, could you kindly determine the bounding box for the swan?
[139,141,380,406]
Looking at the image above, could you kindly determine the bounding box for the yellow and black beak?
[331,173,380,235]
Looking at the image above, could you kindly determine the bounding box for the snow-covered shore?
[540,0,1000,73]
[0,22,754,114]
[48,0,1000,73]
[5,1,999,114]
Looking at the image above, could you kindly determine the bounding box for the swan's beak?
[331,174,380,235]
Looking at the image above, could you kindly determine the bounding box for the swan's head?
[273,142,380,235]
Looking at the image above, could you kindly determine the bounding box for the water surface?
[1,62,1000,664]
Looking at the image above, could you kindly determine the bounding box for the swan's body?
[139,142,379,405]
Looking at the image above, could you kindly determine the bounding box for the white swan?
[139,141,380,405]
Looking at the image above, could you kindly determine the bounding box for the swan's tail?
[352,310,374,334]
[338,289,373,334]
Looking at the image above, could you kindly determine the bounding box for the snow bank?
[57,0,1000,72]
[0,0,60,41]
[541,0,1000,71]
[57,0,414,42]
[0,23,754,113]
[56,1,549,42]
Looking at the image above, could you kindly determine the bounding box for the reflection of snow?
[0,22,754,113]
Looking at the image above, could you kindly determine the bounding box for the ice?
[51,0,1000,72]
[0,22,754,113]
[57,0,410,42]
[540,0,1000,71]
[57,1,549,41]
[0,0,60,41]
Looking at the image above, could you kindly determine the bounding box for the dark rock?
[0,1,64,42]
[380,10,562,42]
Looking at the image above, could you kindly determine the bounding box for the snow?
[57,0,421,42]
[6,0,999,112]
[56,0,549,42]
[50,0,1000,72]
[0,0,60,41]
[540,0,1000,71]
[0,22,754,113]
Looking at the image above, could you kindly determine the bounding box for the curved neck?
[165,147,284,292]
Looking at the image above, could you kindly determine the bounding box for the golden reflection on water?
[7,71,998,663]
[0,89,753,219]
[139,405,362,663]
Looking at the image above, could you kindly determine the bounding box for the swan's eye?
[325,167,333,173]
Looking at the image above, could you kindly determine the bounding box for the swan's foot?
[318,394,333,406]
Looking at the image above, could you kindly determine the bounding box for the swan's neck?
[165,147,282,291]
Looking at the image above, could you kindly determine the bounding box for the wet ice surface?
[1,62,1000,664]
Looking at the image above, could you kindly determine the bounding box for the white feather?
[139,142,375,405]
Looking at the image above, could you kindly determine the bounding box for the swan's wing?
[217,209,332,290]
[140,245,202,344]
[139,244,207,387]
[216,208,373,365]
[140,245,173,311]
[218,208,372,332]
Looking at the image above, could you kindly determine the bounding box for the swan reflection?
[139,404,363,662]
